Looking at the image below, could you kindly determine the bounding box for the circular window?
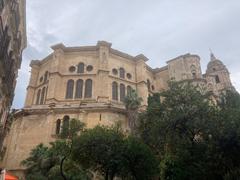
[69,66,76,72]
[127,73,132,79]
[112,68,118,75]
[40,76,43,83]
[86,65,93,72]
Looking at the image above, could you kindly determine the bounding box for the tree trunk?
[60,156,68,180]
[105,170,109,180]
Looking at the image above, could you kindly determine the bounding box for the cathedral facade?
[2,41,233,177]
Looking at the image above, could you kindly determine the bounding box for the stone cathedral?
[1,41,234,177]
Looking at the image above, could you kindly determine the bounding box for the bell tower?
[206,52,234,94]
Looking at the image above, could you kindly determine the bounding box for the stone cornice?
[14,103,127,118]
[109,75,136,85]
[166,53,200,64]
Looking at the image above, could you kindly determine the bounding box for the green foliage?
[72,125,124,179]
[121,136,159,179]
[124,89,143,134]
[138,81,240,179]
[124,89,143,111]
[60,118,85,139]
[72,126,158,180]
[22,119,90,180]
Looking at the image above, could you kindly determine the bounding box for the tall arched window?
[56,119,61,135]
[215,75,220,83]
[127,85,132,96]
[36,89,41,105]
[40,87,46,105]
[112,82,118,100]
[44,71,48,82]
[62,115,70,137]
[85,79,92,98]
[120,83,125,102]
[119,68,125,79]
[77,63,84,73]
[66,80,74,99]
[147,79,150,90]
[75,79,84,98]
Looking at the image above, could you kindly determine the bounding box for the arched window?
[119,68,125,79]
[127,85,132,96]
[36,89,41,105]
[66,80,74,99]
[120,83,125,102]
[44,71,48,82]
[215,75,220,83]
[40,87,46,105]
[75,79,84,98]
[77,63,84,73]
[62,115,70,137]
[56,119,61,135]
[192,70,197,79]
[112,82,118,100]
[84,79,92,98]
[147,79,150,90]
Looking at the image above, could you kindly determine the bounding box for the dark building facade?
[0,0,26,152]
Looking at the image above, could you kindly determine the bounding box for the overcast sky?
[13,0,240,108]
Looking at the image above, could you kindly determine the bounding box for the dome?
[206,53,226,74]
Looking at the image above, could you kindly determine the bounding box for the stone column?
[24,61,40,107]
[46,44,65,104]
[96,41,111,103]
[135,55,149,106]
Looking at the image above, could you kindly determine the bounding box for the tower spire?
[209,48,216,61]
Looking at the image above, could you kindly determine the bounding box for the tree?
[22,119,89,180]
[72,125,158,180]
[138,81,240,179]
[72,126,124,180]
[121,136,158,180]
[124,89,142,134]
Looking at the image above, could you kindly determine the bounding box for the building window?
[151,85,155,91]
[77,63,84,73]
[112,82,118,100]
[56,119,61,135]
[127,85,132,95]
[36,89,41,105]
[192,70,197,79]
[84,79,92,98]
[40,87,46,104]
[147,79,150,90]
[119,68,125,79]
[69,66,76,72]
[66,80,74,99]
[44,71,48,83]
[86,65,93,72]
[215,75,220,83]
[75,79,83,98]
[120,83,125,102]
[112,68,118,75]
[127,73,132,79]
[39,76,43,83]
[62,115,70,137]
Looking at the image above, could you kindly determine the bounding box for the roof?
[166,53,200,64]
